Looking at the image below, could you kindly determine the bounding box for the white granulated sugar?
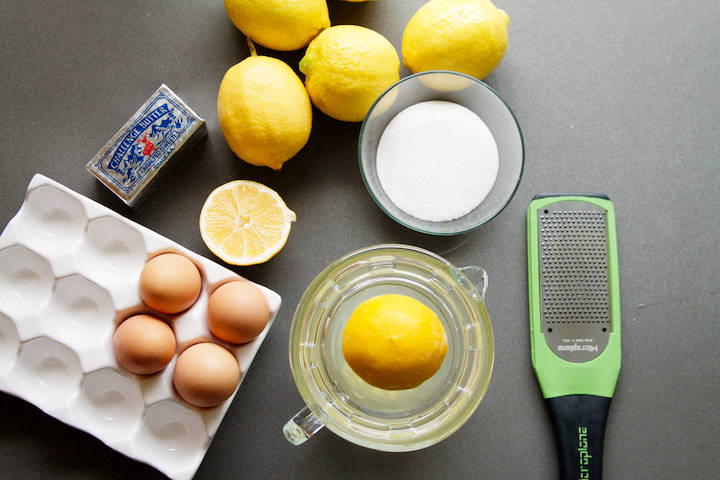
[376,100,499,222]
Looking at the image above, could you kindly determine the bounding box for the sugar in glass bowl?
[358,70,524,236]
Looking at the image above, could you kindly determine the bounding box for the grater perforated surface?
[537,200,611,362]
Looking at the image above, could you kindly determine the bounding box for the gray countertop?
[1,1,719,478]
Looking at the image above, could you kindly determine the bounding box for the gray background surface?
[1,1,719,478]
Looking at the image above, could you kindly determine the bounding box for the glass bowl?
[284,244,494,451]
[358,71,524,235]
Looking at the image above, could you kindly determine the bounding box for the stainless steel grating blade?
[537,200,611,362]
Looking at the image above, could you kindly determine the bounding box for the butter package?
[86,84,206,208]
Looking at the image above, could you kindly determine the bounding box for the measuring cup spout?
[283,405,325,446]
[458,266,488,301]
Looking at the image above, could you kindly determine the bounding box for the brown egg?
[139,253,202,314]
[114,314,176,375]
[207,281,270,344]
[173,342,240,408]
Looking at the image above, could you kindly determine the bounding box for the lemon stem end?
[247,37,257,56]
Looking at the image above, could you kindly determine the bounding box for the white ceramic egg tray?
[0,174,281,480]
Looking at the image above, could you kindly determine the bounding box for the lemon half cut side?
[199,180,296,266]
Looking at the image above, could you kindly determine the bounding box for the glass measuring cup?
[283,244,494,452]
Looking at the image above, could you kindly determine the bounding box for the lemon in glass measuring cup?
[342,294,449,390]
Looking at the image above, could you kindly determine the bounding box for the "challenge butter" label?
[87,84,206,208]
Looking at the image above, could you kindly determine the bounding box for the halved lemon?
[199,180,296,266]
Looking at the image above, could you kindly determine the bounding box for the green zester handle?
[546,394,612,480]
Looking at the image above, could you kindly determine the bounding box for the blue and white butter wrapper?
[86,84,206,208]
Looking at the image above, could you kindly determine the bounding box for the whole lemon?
[217,55,312,170]
[300,25,400,122]
[402,0,509,80]
[224,0,330,51]
[342,294,449,391]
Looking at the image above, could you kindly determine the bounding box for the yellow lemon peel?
[402,0,509,80]
[300,25,400,122]
[342,294,449,390]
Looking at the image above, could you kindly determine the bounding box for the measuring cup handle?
[459,266,488,299]
[283,405,325,446]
